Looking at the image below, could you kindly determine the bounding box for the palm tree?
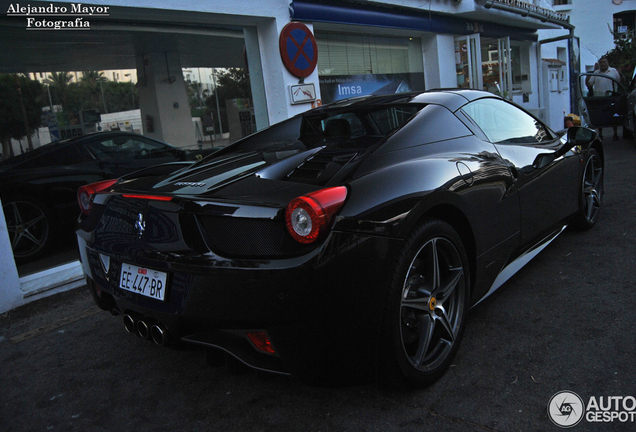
[44,71,73,110]
[80,71,107,112]
[188,81,204,109]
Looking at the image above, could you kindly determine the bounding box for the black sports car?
[0,131,217,263]
[76,90,603,387]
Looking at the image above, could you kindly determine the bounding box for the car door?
[462,98,580,245]
[623,71,636,138]
[578,73,628,128]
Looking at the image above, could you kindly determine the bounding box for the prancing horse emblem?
[135,213,146,237]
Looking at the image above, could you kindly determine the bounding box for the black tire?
[571,149,603,230]
[2,198,55,263]
[379,219,470,389]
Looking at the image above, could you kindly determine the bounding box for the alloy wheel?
[3,200,50,259]
[400,237,466,372]
[581,153,603,225]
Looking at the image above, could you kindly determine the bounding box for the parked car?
[0,131,219,263]
[77,90,603,388]
[578,71,636,146]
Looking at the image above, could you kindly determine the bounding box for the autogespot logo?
[549,391,636,427]
[548,391,585,428]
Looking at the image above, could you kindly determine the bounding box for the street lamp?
[124,73,134,109]
[211,68,223,139]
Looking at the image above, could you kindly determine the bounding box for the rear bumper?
[79,230,402,377]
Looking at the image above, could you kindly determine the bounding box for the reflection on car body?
[76,90,604,388]
[0,131,219,263]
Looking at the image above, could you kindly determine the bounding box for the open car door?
[578,73,628,129]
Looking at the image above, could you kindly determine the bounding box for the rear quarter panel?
[335,135,520,303]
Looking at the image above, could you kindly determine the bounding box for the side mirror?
[534,127,597,170]
[558,126,596,157]
[566,126,596,148]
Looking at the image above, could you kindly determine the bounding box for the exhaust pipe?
[136,319,151,339]
[151,324,171,346]
[123,314,136,334]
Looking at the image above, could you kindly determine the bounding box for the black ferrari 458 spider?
[76,89,603,388]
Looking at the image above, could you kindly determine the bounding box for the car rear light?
[122,194,172,201]
[77,179,118,215]
[285,186,347,244]
[246,331,276,354]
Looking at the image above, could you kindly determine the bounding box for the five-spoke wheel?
[2,199,52,262]
[573,149,603,230]
[400,236,466,372]
[381,220,470,388]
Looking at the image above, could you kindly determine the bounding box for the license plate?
[119,263,167,301]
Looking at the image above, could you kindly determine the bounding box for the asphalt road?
[1,133,635,432]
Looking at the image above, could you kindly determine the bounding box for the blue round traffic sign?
[279,22,318,78]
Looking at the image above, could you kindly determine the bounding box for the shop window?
[511,42,531,93]
[316,33,424,104]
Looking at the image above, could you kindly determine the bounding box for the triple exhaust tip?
[123,314,170,346]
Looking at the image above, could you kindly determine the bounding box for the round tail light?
[285,186,347,244]
[77,179,118,215]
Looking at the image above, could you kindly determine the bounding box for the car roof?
[311,89,500,114]
[53,131,148,145]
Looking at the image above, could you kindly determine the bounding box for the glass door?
[455,34,483,90]
[481,37,513,100]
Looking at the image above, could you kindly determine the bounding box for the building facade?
[0,0,574,312]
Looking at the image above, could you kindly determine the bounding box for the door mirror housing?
[557,126,597,158]
[566,126,596,147]
[533,127,597,170]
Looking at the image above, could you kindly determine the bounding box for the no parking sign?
[279,22,318,78]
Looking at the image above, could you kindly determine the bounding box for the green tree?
[44,71,73,110]
[0,74,44,159]
[603,31,636,84]
[80,71,107,112]
[103,80,138,112]
[204,68,252,134]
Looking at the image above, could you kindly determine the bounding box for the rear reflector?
[246,331,276,354]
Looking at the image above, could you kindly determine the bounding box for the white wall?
[423,34,457,89]
[554,0,636,71]
[0,197,23,314]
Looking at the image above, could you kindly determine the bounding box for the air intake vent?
[286,152,356,183]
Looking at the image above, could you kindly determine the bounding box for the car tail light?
[122,194,172,201]
[285,186,347,244]
[77,179,118,215]
[246,331,276,354]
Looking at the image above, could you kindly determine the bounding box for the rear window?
[217,104,424,154]
[304,104,423,143]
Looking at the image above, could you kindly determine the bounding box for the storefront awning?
[290,0,539,42]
